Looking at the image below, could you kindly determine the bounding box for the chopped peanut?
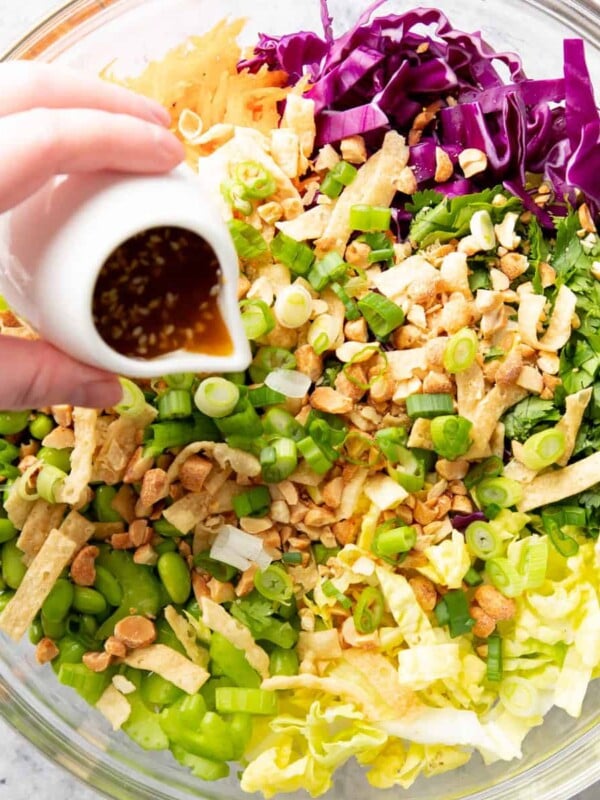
[469,606,496,638]
[114,616,157,650]
[179,455,213,493]
[83,651,114,673]
[436,459,469,481]
[413,500,438,526]
[110,532,133,550]
[474,585,516,621]
[458,148,487,177]
[105,636,128,659]
[393,166,418,195]
[236,565,258,597]
[451,495,474,514]
[340,135,367,164]
[133,544,159,566]
[578,203,597,234]
[323,476,344,509]
[140,468,169,507]
[496,349,524,387]
[422,371,454,395]
[332,518,360,545]
[499,252,528,281]
[368,371,395,404]
[310,387,353,415]
[123,447,154,484]
[409,576,438,612]
[129,519,152,548]
[192,571,210,601]
[35,637,60,665]
[295,344,323,383]
[344,318,368,343]
[70,545,99,587]
[345,241,371,268]
[208,578,236,604]
[335,365,367,401]
[434,147,454,182]
[238,274,251,299]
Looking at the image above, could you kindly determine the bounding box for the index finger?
[0,61,171,126]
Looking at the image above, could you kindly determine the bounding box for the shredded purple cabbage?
[450,511,487,531]
[238,1,600,218]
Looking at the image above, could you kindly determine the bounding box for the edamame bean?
[0,518,17,544]
[41,613,67,640]
[38,447,72,473]
[0,410,30,435]
[42,578,74,623]
[80,614,99,637]
[72,586,108,616]
[2,540,26,589]
[29,414,54,440]
[94,565,123,607]
[157,552,191,605]
[29,619,44,645]
[0,592,14,613]
[93,486,123,523]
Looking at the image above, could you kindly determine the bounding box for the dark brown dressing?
[92,225,233,359]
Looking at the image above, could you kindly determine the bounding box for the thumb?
[0,337,122,410]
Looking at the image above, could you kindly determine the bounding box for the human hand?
[0,61,185,410]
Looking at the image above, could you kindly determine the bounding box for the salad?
[1,1,600,796]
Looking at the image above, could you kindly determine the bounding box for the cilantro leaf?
[229,590,298,648]
[528,218,549,294]
[503,397,561,442]
[406,189,445,215]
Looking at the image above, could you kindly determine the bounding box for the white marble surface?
[0,1,598,799]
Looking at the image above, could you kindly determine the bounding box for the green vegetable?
[477,477,523,509]
[158,389,192,420]
[465,520,504,560]
[486,557,525,597]
[443,328,478,373]
[193,552,237,582]
[270,232,315,275]
[357,292,405,338]
[234,160,276,199]
[115,378,146,418]
[521,427,566,471]
[2,539,26,589]
[0,518,17,544]
[171,745,229,781]
[29,414,54,440]
[307,252,348,292]
[141,672,184,707]
[144,414,219,456]
[72,587,107,616]
[487,634,503,681]
[123,691,170,751]
[209,632,261,688]
[0,410,30,435]
[254,564,293,603]
[215,687,278,715]
[503,397,560,442]
[93,486,123,523]
[269,647,299,676]
[157,552,192,605]
[430,415,473,460]
[240,299,276,340]
[438,590,474,638]
[38,447,72,473]
[250,347,296,385]
[232,486,271,519]
[373,525,417,557]
[36,465,67,504]
[42,579,74,623]
[58,663,111,704]
[353,587,384,634]
[228,219,268,260]
[349,204,392,232]
[260,438,298,483]
[406,393,454,419]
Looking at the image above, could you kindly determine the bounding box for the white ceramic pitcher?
[0,165,251,378]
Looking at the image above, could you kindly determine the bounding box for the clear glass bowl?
[2,1,600,798]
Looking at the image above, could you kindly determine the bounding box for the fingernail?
[71,379,122,409]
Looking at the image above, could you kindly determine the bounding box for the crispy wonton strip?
[200,597,270,679]
[261,675,383,720]
[92,406,157,484]
[518,285,577,351]
[555,387,592,466]
[124,644,209,694]
[456,363,486,420]
[96,684,131,731]
[276,205,332,241]
[166,442,260,485]
[59,408,98,504]
[164,605,209,667]
[466,385,527,458]
[343,649,415,719]
[315,131,409,256]
[17,499,66,565]
[4,485,33,530]
[163,493,208,533]
[0,511,94,641]
[517,451,600,512]
[386,348,428,381]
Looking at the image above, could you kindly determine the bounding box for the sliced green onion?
[470,209,496,250]
[29,414,54,441]
[307,314,339,355]
[228,219,268,260]
[499,676,539,718]
[374,427,408,462]
[270,232,315,275]
[320,173,344,199]
[144,415,219,455]
[434,599,450,626]
[443,328,479,373]
[322,579,352,610]
[262,408,304,441]
[240,299,275,340]
[215,687,278,715]
[486,557,525,597]
[330,160,358,186]
[234,161,276,199]
[265,369,311,399]
[330,281,361,321]
[194,378,240,419]
[313,543,340,565]
[164,373,195,390]
[443,589,475,638]
[373,525,416,557]
[115,378,145,418]
[464,456,503,490]
[0,440,19,465]
[477,477,523,509]
[541,509,580,557]
[358,231,395,264]
[248,386,286,407]
[297,436,333,475]
[260,438,298,483]
[158,389,192,420]
[430,415,473,460]
[36,465,67,504]
[517,535,548,589]
[193,552,237,582]
[221,179,253,215]
[232,486,271,519]
[16,462,40,501]
[254,564,293,603]
[465,520,504,560]
[349,204,392,232]
[406,393,454,420]
[274,284,313,329]
[357,292,405,338]
[307,252,348,292]
[249,347,296,385]
[463,566,483,586]
[214,397,262,439]
[354,587,384,634]
[487,634,503,681]
[521,428,566,471]
[281,552,303,565]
